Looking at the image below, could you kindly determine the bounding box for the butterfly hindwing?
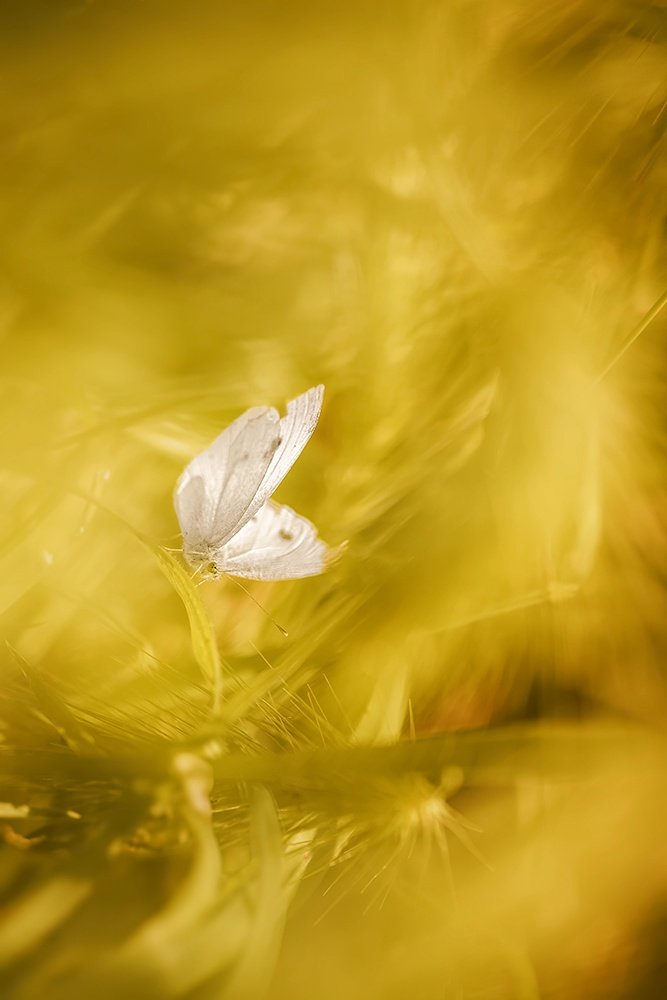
[213,500,334,580]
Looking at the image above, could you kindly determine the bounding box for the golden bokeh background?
[1,2,666,998]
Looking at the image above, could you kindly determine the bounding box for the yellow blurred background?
[1,2,666,998]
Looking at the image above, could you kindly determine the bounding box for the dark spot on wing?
[279,528,293,541]
[241,451,249,461]
[263,436,282,459]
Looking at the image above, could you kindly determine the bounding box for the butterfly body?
[175,386,340,581]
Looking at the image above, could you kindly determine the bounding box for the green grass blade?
[151,546,223,712]
[224,787,287,1000]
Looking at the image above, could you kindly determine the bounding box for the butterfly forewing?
[259,385,324,502]
[175,407,282,559]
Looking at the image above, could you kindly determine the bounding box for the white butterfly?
[174,385,340,581]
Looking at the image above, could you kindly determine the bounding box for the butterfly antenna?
[224,574,289,637]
